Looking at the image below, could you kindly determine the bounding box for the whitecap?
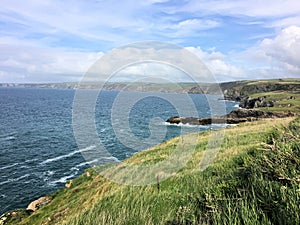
[25,158,39,163]
[13,173,30,181]
[70,162,88,171]
[40,170,55,182]
[0,174,30,185]
[48,170,55,176]
[2,136,16,141]
[210,124,230,129]
[40,145,96,165]
[100,128,107,133]
[0,163,19,171]
[48,174,76,185]
[164,122,205,128]
[43,170,55,176]
[101,156,120,162]
[19,165,30,169]
[0,132,17,138]
[69,157,117,171]
[0,180,10,186]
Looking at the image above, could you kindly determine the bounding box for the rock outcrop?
[222,82,300,99]
[27,196,52,212]
[65,180,73,188]
[166,110,294,126]
[239,96,275,109]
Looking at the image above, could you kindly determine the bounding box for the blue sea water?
[0,87,238,214]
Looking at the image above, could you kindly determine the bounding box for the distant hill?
[1,78,299,94]
[1,78,299,112]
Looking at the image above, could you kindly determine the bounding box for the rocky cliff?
[166,109,295,125]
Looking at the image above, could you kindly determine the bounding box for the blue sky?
[0,0,299,83]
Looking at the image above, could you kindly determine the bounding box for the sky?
[0,0,300,83]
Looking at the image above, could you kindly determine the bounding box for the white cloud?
[269,16,300,28]
[164,0,300,29]
[168,19,219,37]
[260,26,300,70]
[112,62,193,83]
[176,19,219,30]
[0,37,103,83]
[85,42,214,83]
[236,26,300,75]
[185,26,300,81]
[179,0,300,18]
[0,0,145,45]
[185,46,247,81]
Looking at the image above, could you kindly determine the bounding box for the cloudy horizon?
[0,0,299,83]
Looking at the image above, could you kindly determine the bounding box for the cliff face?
[238,96,275,109]
[239,83,300,96]
[219,80,300,110]
[167,79,300,125]
[221,81,300,101]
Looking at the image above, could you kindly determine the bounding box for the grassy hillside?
[3,116,299,225]
[221,78,300,113]
[249,91,300,112]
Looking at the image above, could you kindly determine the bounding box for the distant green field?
[249,91,300,112]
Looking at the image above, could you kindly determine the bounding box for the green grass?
[249,90,300,113]
[223,78,300,113]
[3,117,299,225]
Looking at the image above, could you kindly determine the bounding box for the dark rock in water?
[166,109,294,125]
[166,117,182,124]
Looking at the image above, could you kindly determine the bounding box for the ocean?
[0,87,238,214]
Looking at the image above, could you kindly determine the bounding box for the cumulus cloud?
[184,26,300,81]
[234,26,300,76]
[260,26,300,72]
[185,46,248,81]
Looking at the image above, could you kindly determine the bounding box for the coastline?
[1,116,297,224]
[1,78,299,224]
